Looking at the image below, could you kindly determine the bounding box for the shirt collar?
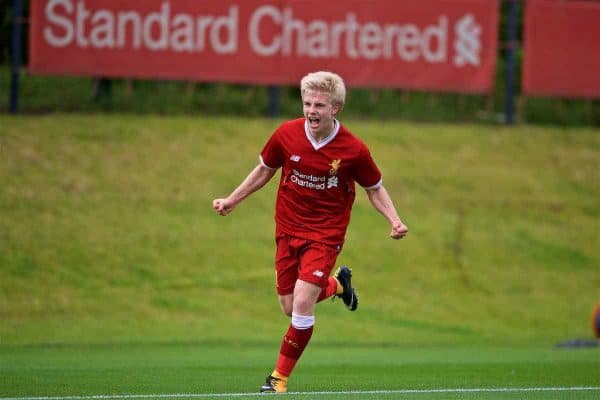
[304,119,340,150]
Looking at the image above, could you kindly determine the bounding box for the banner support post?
[504,0,518,124]
[10,0,23,114]
[268,86,280,118]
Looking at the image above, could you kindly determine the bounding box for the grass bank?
[0,114,599,346]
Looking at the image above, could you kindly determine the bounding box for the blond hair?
[300,71,346,110]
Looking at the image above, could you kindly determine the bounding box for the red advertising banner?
[29,0,499,93]
[523,0,600,99]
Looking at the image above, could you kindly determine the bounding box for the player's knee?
[292,297,315,315]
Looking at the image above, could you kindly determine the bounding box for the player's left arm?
[365,185,408,240]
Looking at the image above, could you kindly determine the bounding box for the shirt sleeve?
[354,145,383,189]
[260,127,285,169]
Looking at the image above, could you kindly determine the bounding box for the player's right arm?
[212,164,277,216]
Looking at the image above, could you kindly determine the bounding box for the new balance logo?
[290,155,301,162]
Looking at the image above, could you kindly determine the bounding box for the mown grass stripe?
[3,387,600,400]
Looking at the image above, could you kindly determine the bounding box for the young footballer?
[212,71,408,393]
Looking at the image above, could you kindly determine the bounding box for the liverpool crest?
[329,159,341,175]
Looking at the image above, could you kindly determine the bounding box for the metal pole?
[504,0,518,124]
[268,86,280,118]
[10,0,23,114]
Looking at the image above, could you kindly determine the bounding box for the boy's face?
[302,90,340,138]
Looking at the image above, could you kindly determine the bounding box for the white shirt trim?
[259,155,278,170]
[363,177,383,191]
[305,119,340,150]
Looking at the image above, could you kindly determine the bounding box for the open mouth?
[307,116,320,129]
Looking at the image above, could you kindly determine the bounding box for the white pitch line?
[2,387,600,400]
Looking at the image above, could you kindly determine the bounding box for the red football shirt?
[260,118,382,245]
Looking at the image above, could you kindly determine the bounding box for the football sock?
[274,313,314,377]
[317,277,341,302]
[334,276,344,294]
[271,370,288,381]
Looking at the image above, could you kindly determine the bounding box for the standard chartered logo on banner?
[41,1,483,67]
[454,14,481,67]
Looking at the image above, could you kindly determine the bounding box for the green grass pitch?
[1,343,599,399]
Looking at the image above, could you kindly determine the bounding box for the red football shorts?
[274,233,341,296]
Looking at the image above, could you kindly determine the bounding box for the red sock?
[275,324,314,377]
[317,277,338,302]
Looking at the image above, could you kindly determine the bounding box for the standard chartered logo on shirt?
[327,176,338,189]
[291,169,328,190]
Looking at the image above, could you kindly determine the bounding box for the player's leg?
[262,280,320,393]
[333,265,359,311]
[279,272,357,313]
[316,266,358,310]
[316,243,343,302]
[261,240,331,393]
[261,235,298,393]
[278,294,293,317]
[313,240,357,309]
[316,275,340,302]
